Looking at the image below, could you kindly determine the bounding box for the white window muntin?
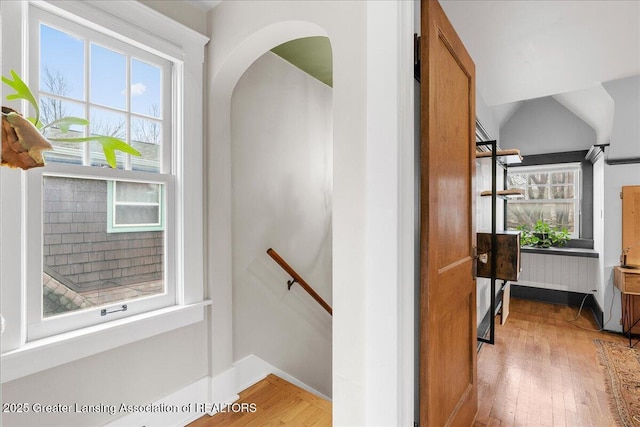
[109,181,164,232]
[508,162,581,237]
[23,5,177,340]
[26,164,176,340]
[29,6,172,173]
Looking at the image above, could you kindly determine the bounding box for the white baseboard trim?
[233,354,331,401]
[210,364,240,408]
[104,376,211,427]
[105,354,329,427]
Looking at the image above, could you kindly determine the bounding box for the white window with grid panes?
[25,6,176,340]
[1,0,209,382]
[506,163,581,238]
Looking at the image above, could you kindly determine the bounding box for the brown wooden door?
[419,0,477,425]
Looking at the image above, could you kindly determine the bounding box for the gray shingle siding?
[43,176,163,293]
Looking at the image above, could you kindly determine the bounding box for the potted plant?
[2,70,139,170]
[517,220,570,248]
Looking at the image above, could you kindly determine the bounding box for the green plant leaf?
[42,117,90,133]
[48,136,141,168]
[2,70,40,125]
[518,219,571,247]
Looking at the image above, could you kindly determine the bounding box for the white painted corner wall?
[206,1,416,425]
[230,50,333,397]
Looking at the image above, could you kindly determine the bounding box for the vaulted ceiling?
[182,0,639,144]
[441,0,640,144]
[441,0,640,106]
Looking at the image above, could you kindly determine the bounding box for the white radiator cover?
[515,252,598,294]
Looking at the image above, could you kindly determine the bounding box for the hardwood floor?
[187,374,331,426]
[189,298,624,427]
[474,298,625,427]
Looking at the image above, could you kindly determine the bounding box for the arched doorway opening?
[207,22,333,400]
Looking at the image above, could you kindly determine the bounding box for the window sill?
[521,246,599,258]
[1,300,211,383]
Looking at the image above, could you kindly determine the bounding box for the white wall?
[477,91,500,140]
[598,75,640,331]
[138,0,208,35]
[206,1,415,425]
[593,156,606,311]
[2,322,209,426]
[603,75,640,159]
[230,52,333,396]
[602,163,640,331]
[501,96,596,155]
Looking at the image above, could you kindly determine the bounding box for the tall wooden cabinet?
[614,186,640,342]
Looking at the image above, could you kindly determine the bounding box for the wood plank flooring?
[190,298,625,426]
[187,374,331,426]
[474,298,626,427]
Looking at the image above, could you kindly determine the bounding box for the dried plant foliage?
[2,106,53,170]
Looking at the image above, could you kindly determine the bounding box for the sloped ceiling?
[271,37,333,87]
[441,0,640,145]
[181,0,635,145]
[441,0,640,106]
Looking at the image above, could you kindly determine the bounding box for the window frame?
[31,6,173,172]
[26,166,176,340]
[507,162,582,238]
[26,6,176,340]
[506,150,594,248]
[107,180,165,233]
[0,0,209,383]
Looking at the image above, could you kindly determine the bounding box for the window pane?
[90,44,126,110]
[90,107,127,168]
[527,186,549,199]
[40,98,86,165]
[43,176,165,318]
[507,203,575,233]
[507,174,527,189]
[551,185,574,199]
[40,24,84,101]
[131,59,162,116]
[528,173,549,185]
[551,172,574,184]
[115,205,160,225]
[115,182,160,203]
[132,117,162,172]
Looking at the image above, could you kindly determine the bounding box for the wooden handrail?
[266,248,332,315]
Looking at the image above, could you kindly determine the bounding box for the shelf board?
[476,148,523,164]
[480,189,525,199]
